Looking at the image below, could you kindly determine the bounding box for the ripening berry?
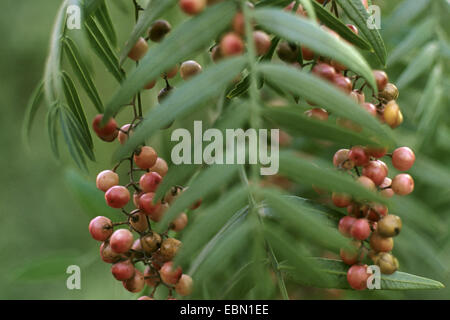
[347,24,358,35]
[362,161,387,186]
[160,238,182,262]
[333,149,354,169]
[392,147,415,171]
[305,108,329,121]
[367,203,388,221]
[330,59,347,73]
[349,146,369,166]
[141,232,162,255]
[163,65,178,79]
[276,42,299,63]
[139,172,162,193]
[379,83,399,101]
[301,46,314,61]
[150,202,168,222]
[171,213,188,232]
[105,186,130,208]
[365,146,387,159]
[144,266,160,287]
[350,219,371,240]
[123,269,145,293]
[89,216,113,241]
[380,188,394,198]
[347,265,369,290]
[138,296,154,300]
[370,232,394,252]
[391,174,414,196]
[118,124,132,145]
[379,177,392,189]
[151,157,169,177]
[361,0,369,9]
[211,45,223,62]
[158,86,175,104]
[130,239,144,260]
[144,80,157,90]
[332,192,352,208]
[128,37,149,61]
[338,216,357,237]
[96,170,119,192]
[383,101,402,129]
[130,211,149,233]
[336,117,362,133]
[377,215,402,237]
[347,203,369,219]
[139,192,161,216]
[175,274,194,296]
[133,192,142,208]
[149,20,171,42]
[220,33,244,57]
[362,103,377,117]
[165,187,183,204]
[373,70,388,91]
[100,241,122,263]
[134,146,158,170]
[332,74,352,94]
[111,260,135,281]
[160,261,183,285]
[151,250,165,270]
[376,252,399,275]
[92,114,118,142]
[350,90,365,104]
[110,229,134,254]
[253,31,271,56]
[312,63,336,82]
[357,176,376,191]
[180,60,202,80]
[340,240,362,265]
[179,0,206,15]
[232,12,245,35]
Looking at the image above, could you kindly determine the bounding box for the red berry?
[332,192,352,208]
[89,216,113,241]
[301,46,315,61]
[175,274,193,296]
[373,70,388,92]
[123,269,145,293]
[333,149,354,169]
[110,229,134,254]
[220,33,244,57]
[160,261,182,285]
[92,114,118,142]
[171,213,188,232]
[350,219,371,240]
[349,146,369,166]
[347,24,358,35]
[357,176,376,191]
[105,186,130,208]
[338,216,356,237]
[144,80,157,90]
[392,174,414,196]
[347,265,369,290]
[179,0,206,15]
[139,192,162,215]
[362,161,387,186]
[362,103,377,117]
[392,147,415,171]
[138,296,154,300]
[96,170,119,192]
[111,260,135,281]
[366,146,387,158]
[232,12,245,35]
[312,63,336,82]
[118,124,132,145]
[340,240,362,265]
[134,146,158,170]
[139,172,162,193]
[332,74,352,94]
[253,31,271,56]
[144,266,160,287]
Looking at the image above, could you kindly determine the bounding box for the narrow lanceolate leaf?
[84,0,104,17]
[65,168,117,218]
[259,63,395,147]
[114,56,247,160]
[106,1,238,124]
[387,18,435,66]
[187,206,249,276]
[157,164,240,231]
[63,37,104,113]
[23,81,44,147]
[94,1,117,47]
[384,0,430,36]
[298,0,317,23]
[278,151,388,204]
[119,0,178,65]
[335,0,387,66]
[415,85,443,151]
[287,258,444,290]
[59,108,88,170]
[47,106,60,158]
[253,8,377,91]
[176,186,248,267]
[263,106,382,147]
[396,42,438,89]
[154,164,200,202]
[415,64,442,120]
[85,17,125,82]
[411,156,450,190]
[311,1,371,50]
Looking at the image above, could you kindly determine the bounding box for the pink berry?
[362,161,387,186]
[350,219,371,240]
[338,216,357,237]
[349,146,369,166]
[89,216,113,241]
[160,261,182,285]
[392,174,414,196]
[111,260,135,281]
[220,33,244,57]
[347,265,369,290]
[96,170,119,192]
[392,147,415,171]
[179,0,206,15]
[139,192,162,216]
[110,229,134,254]
[357,176,376,191]
[105,186,130,208]
[123,269,145,293]
[332,192,352,208]
[139,172,162,193]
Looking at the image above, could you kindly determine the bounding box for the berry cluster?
[90,116,199,299]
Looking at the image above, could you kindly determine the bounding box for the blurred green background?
[0,0,448,299]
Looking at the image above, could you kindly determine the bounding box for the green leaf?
[286,258,445,290]
[384,0,430,37]
[415,86,443,151]
[158,164,240,231]
[334,0,387,66]
[114,56,247,160]
[94,1,117,47]
[59,109,88,170]
[63,37,104,113]
[106,1,238,124]
[85,17,125,83]
[64,168,117,218]
[253,8,377,91]
[47,106,61,158]
[278,151,388,204]
[119,0,178,65]
[411,155,450,190]
[23,81,44,147]
[311,1,371,50]
[387,18,435,66]
[154,164,200,202]
[263,106,383,147]
[414,63,442,120]
[396,42,438,90]
[258,63,395,147]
